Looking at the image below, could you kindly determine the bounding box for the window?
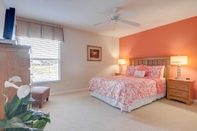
[18,36,61,83]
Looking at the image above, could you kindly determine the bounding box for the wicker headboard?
[129,57,170,78]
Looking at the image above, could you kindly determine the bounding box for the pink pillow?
[126,66,138,76]
[137,65,149,76]
[147,66,162,78]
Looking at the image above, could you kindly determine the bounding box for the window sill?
[33,80,61,85]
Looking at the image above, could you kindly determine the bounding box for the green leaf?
[29,128,43,131]
[7,104,29,120]
[6,95,22,118]
[33,120,47,129]
[5,103,11,116]
[1,117,43,130]
[0,119,7,128]
[21,113,32,122]
[5,128,43,131]
[3,117,27,129]
[24,120,33,125]
[16,110,33,120]
[28,110,49,121]
[22,97,35,105]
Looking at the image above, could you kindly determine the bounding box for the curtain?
[16,18,64,41]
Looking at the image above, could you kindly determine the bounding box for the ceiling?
[2,0,197,38]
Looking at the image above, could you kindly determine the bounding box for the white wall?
[37,27,119,95]
[0,0,5,39]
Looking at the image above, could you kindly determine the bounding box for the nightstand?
[115,73,122,76]
[167,78,195,105]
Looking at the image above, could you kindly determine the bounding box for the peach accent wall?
[119,16,197,99]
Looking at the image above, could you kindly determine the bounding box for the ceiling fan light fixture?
[110,13,120,20]
[114,7,119,12]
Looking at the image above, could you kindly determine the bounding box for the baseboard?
[194,100,197,103]
[50,88,88,96]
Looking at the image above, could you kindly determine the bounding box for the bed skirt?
[90,91,166,112]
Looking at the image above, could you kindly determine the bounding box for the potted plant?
[0,76,50,131]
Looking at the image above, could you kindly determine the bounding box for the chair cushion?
[32,86,50,94]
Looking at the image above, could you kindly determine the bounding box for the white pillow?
[134,70,145,77]
[160,65,165,78]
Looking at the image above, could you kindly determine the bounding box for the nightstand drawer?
[168,89,188,99]
[168,82,188,91]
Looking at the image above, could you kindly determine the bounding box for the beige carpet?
[35,90,197,131]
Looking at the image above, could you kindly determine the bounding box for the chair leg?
[46,97,49,101]
[39,103,42,108]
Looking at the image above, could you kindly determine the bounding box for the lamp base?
[175,65,182,80]
[175,77,182,80]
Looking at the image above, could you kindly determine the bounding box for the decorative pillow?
[126,66,138,76]
[137,65,149,76]
[133,70,145,77]
[147,66,163,78]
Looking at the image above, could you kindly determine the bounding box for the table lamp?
[118,59,126,74]
[170,56,188,80]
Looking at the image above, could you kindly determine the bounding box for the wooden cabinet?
[0,44,30,120]
[167,78,195,105]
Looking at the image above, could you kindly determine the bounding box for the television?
[3,7,15,40]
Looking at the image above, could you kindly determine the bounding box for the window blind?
[18,37,59,59]
[18,36,60,83]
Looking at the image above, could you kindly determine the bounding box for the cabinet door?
[0,45,30,120]
[0,52,8,119]
[6,51,30,103]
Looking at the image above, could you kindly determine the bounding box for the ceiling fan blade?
[120,11,137,19]
[93,20,111,26]
[121,19,140,27]
[99,12,110,17]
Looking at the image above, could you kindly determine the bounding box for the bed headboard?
[129,56,170,78]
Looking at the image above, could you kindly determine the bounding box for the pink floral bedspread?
[88,75,164,112]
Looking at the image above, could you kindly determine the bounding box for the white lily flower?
[9,76,22,83]
[4,81,12,88]
[4,81,19,89]
[17,85,31,99]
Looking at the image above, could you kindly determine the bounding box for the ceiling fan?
[93,7,140,30]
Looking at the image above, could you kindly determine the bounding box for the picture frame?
[87,45,102,61]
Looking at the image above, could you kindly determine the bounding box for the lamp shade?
[170,56,188,65]
[118,59,126,65]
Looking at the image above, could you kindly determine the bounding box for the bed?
[88,57,170,112]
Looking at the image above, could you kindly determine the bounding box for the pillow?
[126,66,138,76]
[147,66,163,78]
[137,65,149,76]
[133,70,145,77]
[160,65,165,78]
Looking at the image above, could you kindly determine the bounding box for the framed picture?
[87,45,102,61]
